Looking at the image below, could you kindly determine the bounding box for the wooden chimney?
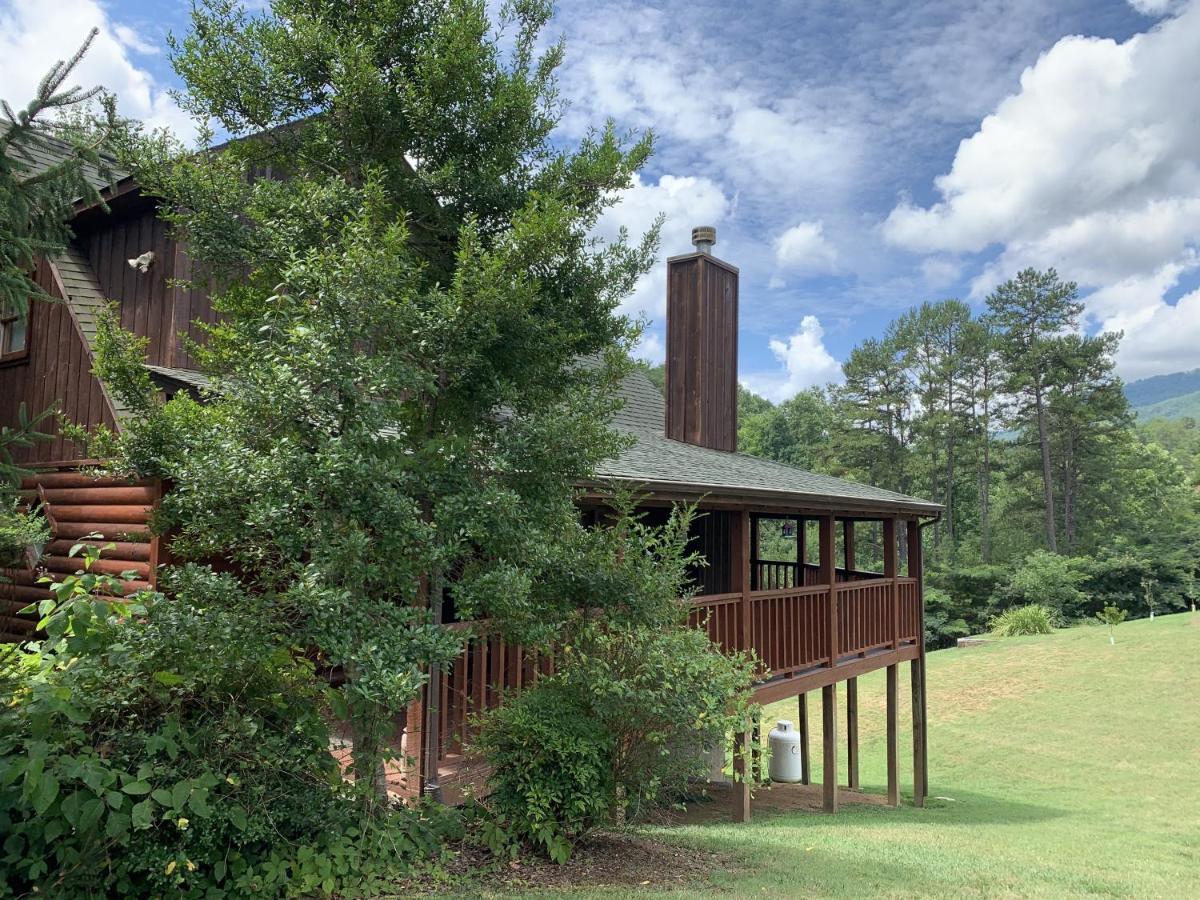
[665,225,739,452]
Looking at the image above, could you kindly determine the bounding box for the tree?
[892,299,978,556]
[1,28,116,315]
[986,268,1083,553]
[1,32,113,566]
[97,0,669,815]
[832,336,913,493]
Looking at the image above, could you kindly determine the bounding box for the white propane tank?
[768,720,805,783]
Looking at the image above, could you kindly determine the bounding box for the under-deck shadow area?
[656,781,1066,830]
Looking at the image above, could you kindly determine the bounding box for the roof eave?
[577,474,944,518]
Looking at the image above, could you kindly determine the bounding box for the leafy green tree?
[986,268,1083,553]
[739,388,834,471]
[1096,604,1127,645]
[95,0,683,817]
[832,336,913,493]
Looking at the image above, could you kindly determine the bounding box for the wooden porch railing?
[753,560,888,590]
[423,574,922,767]
[689,574,922,680]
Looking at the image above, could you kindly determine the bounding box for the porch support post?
[911,657,926,807]
[822,682,838,812]
[732,728,751,823]
[798,691,811,785]
[843,519,856,574]
[884,518,898,649]
[846,676,859,790]
[731,507,753,824]
[818,515,836,667]
[908,518,929,801]
[734,509,751,652]
[886,664,899,806]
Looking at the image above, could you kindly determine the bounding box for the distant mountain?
[1125,369,1200,415]
[1132,390,1200,423]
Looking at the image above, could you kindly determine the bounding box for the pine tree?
[1,29,116,315]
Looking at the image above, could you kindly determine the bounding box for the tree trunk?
[979,426,992,564]
[350,701,392,816]
[1035,387,1058,553]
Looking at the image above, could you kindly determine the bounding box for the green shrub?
[922,585,977,649]
[475,625,753,862]
[989,604,1056,637]
[994,551,1091,619]
[0,562,453,897]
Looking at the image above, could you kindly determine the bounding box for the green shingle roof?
[594,369,941,516]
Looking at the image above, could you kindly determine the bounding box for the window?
[0,305,29,362]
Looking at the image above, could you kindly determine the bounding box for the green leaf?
[122,780,152,796]
[78,797,105,833]
[188,789,211,817]
[131,798,153,830]
[151,788,173,807]
[153,670,185,687]
[228,804,248,832]
[105,812,130,840]
[33,773,59,815]
[171,781,190,809]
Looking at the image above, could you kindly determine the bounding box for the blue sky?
[3,0,1198,398]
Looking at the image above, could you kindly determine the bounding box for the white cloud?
[774,221,837,274]
[1126,0,1186,14]
[883,3,1200,303]
[884,0,1200,376]
[0,0,191,138]
[593,172,731,326]
[744,315,843,402]
[920,256,963,288]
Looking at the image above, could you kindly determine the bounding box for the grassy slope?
[553,613,1200,898]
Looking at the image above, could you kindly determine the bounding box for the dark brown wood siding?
[81,204,216,370]
[0,259,116,464]
[665,253,739,452]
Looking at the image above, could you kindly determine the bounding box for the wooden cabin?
[1,145,939,819]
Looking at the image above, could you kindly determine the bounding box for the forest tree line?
[646,268,1200,646]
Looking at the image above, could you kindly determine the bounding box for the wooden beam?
[886,664,899,806]
[798,692,811,785]
[846,676,859,790]
[750,644,920,704]
[818,516,836,666]
[843,519,856,572]
[912,658,926,808]
[797,516,806,568]
[822,683,838,812]
[908,518,929,800]
[732,729,751,823]
[734,509,750,652]
[751,712,763,784]
[884,518,898,648]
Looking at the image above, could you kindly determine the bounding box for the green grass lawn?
[540,612,1200,898]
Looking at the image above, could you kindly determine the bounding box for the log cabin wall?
[1,466,161,642]
[0,258,117,465]
[665,250,739,452]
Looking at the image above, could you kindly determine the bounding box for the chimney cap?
[691,225,717,253]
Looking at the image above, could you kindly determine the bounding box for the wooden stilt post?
[846,677,859,790]
[732,508,753,824]
[732,728,751,823]
[751,712,763,784]
[886,664,899,806]
[843,519,856,574]
[822,682,838,812]
[798,692,811,785]
[911,658,926,807]
[908,518,929,801]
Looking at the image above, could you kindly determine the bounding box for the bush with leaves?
[0,559,457,897]
[989,604,1056,637]
[1096,604,1127,645]
[993,550,1091,620]
[473,503,755,863]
